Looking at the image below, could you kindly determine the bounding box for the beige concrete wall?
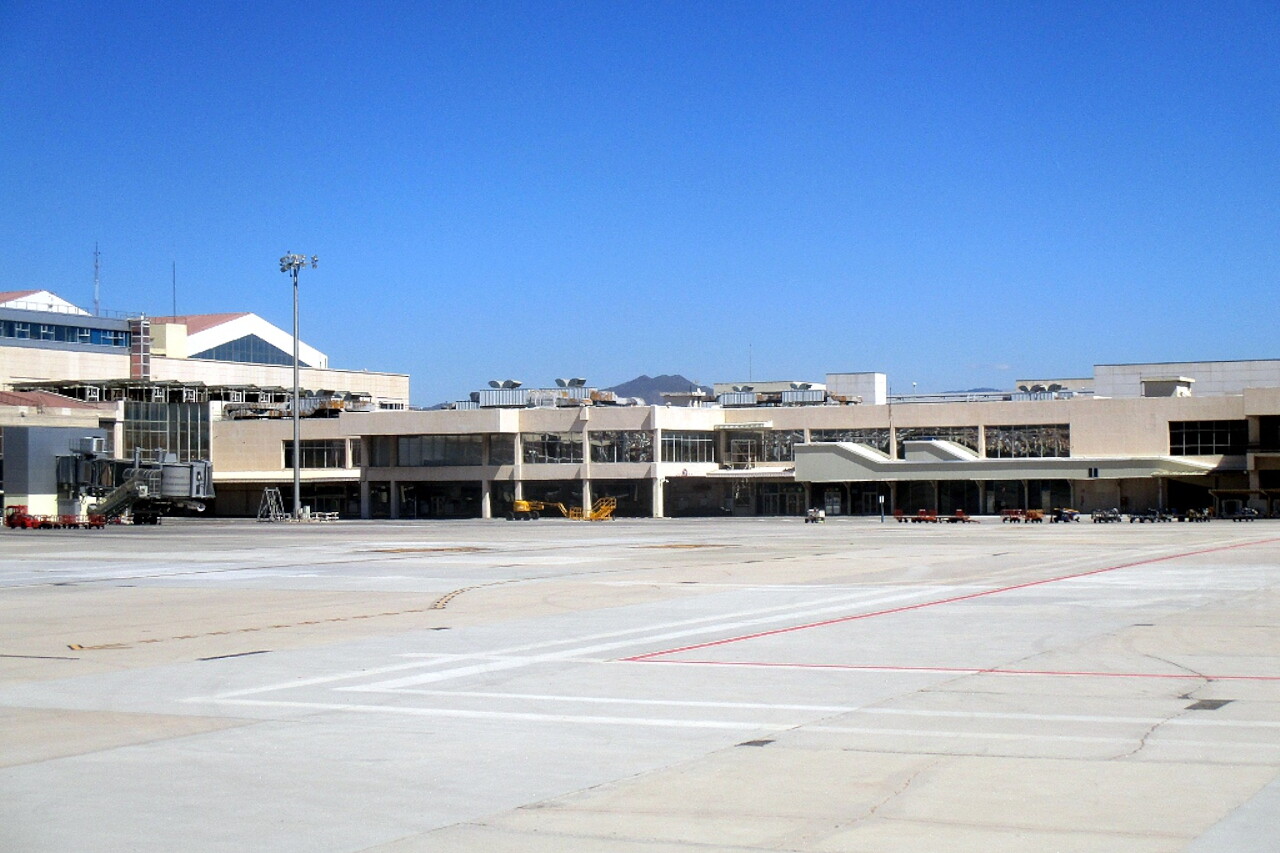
[0,346,128,388]
[0,406,113,431]
[211,417,355,480]
[0,344,408,404]
[150,324,188,358]
[1095,360,1280,398]
[1245,387,1280,415]
[1067,396,1243,456]
[343,408,511,436]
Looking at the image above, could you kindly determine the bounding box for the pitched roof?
[0,389,104,409]
[151,313,251,334]
[0,290,42,304]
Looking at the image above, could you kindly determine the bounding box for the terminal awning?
[793,441,1221,483]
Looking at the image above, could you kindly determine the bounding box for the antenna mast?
[93,243,101,316]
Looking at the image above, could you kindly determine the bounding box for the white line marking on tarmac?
[200,585,955,700]
[209,698,799,730]
[336,688,855,712]
[363,587,951,690]
[197,699,1280,751]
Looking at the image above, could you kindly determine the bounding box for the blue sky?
[2,1,1277,405]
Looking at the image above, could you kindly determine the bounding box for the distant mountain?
[606,374,710,405]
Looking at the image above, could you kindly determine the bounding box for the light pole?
[280,252,318,520]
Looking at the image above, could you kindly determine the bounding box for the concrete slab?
[0,517,1276,851]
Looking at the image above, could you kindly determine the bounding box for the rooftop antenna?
[93,243,101,316]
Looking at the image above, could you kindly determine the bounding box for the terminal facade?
[3,290,1280,520]
[0,289,406,515]
[322,364,1280,520]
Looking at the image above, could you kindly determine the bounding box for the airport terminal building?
[4,290,1280,521]
[0,289,406,515]
[330,363,1280,520]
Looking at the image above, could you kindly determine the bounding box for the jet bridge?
[57,439,214,524]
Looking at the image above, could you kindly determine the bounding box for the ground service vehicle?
[4,505,107,530]
[506,497,617,521]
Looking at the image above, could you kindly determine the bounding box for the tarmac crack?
[853,756,942,824]
[1109,654,1209,760]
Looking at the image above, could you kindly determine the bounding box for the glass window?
[488,435,515,465]
[985,424,1071,458]
[720,429,804,464]
[1170,420,1247,455]
[895,426,979,458]
[284,440,347,469]
[191,334,307,367]
[369,436,395,467]
[397,434,484,466]
[661,431,716,463]
[122,401,209,462]
[348,439,364,468]
[521,432,584,463]
[590,431,654,463]
[762,429,803,462]
[810,428,891,454]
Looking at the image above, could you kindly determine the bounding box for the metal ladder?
[257,487,289,521]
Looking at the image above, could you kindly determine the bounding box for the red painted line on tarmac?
[622,537,1280,663]
[630,658,1280,682]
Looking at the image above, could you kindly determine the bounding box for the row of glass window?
[0,319,130,347]
[1169,420,1247,456]
[123,402,209,462]
[380,432,664,467]
[353,421,1251,468]
[192,334,310,367]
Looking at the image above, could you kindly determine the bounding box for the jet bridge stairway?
[90,467,163,520]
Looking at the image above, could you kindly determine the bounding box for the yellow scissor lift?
[506,497,617,521]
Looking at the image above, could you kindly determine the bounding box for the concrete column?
[651,427,664,518]
[359,479,370,519]
[389,481,400,519]
[481,480,492,519]
[580,413,591,516]
[512,433,523,501]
